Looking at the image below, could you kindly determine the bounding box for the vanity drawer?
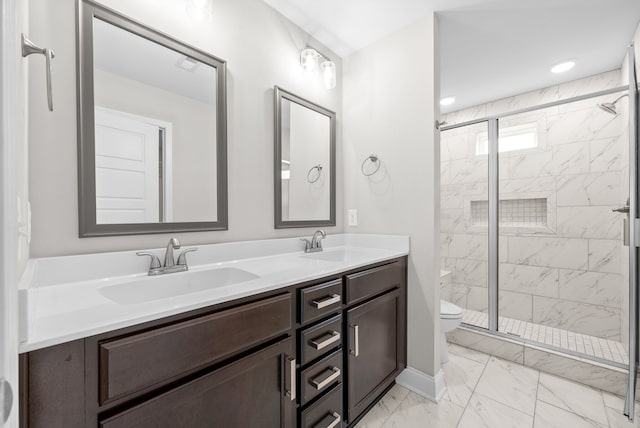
[300,349,343,405]
[300,315,342,366]
[300,384,343,428]
[346,262,403,304]
[98,293,292,404]
[299,279,343,324]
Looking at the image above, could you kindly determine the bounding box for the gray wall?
[28,0,343,256]
[343,16,441,378]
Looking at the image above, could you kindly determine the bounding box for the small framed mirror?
[77,1,227,237]
[274,86,336,228]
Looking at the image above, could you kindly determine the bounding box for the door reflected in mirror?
[275,87,335,228]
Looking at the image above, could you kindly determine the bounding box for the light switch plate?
[348,209,358,226]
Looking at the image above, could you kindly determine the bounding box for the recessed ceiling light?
[551,61,575,73]
[440,97,455,106]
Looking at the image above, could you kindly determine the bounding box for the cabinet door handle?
[311,294,341,309]
[312,411,341,428]
[310,331,341,350]
[310,366,341,390]
[285,356,296,401]
[350,324,359,357]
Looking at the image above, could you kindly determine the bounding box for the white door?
[94,108,160,224]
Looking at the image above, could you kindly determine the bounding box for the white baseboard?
[395,367,446,403]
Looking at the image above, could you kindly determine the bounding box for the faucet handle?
[136,252,161,269]
[177,248,198,266]
[300,238,312,251]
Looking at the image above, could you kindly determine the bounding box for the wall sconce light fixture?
[300,47,336,90]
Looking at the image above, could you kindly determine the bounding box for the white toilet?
[440,300,463,363]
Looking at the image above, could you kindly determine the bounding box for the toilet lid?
[441,300,463,318]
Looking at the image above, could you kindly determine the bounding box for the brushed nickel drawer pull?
[310,331,341,350]
[349,324,359,357]
[313,411,341,428]
[285,356,296,401]
[310,366,341,390]
[311,294,341,309]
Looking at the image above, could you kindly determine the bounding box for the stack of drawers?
[297,279,344,428]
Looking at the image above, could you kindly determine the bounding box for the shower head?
[597,93,629,115]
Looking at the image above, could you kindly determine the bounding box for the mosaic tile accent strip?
[470,198,548,227]
[461,308,628,365]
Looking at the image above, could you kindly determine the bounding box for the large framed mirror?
[77,1,227,237]
[274,86,336,228]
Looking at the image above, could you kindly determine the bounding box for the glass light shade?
[321,60,336,89]
[300,48,318,73]
[186,0,213,23]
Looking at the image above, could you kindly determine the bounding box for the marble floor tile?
[533,401,607,428]
[380,392,464,428]
[537,372,609,425]
[355,384,410,428]
[474,356,539,416]
[603,392,640,428]
[441,353,487,407]
[458,392,534,428]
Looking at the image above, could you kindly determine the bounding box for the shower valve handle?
[613,206,630,214]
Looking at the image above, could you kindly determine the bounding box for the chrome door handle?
[285,356,296,401]
[613,206,630,213]
[310,366,341,390]
[349,324,359,357]
[310,331,340,350]
[311,294,341,309]
[312,411,341,428]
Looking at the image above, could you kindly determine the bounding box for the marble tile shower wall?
[440,70,628,342]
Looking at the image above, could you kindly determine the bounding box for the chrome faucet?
[301,230,326,253]
[137,238,198,275]
[164,238,180,268]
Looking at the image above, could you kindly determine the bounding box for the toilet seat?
[441,300,463,319]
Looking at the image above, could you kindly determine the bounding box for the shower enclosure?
[440,46,639,418]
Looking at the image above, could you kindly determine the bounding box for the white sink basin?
[99,267,260,305]
[301,249,366,263]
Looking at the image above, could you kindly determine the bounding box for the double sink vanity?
[18,2,409,427]
[18,234,409,427]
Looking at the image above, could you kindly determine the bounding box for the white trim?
[1,0,20,425]
[395,367,446,403]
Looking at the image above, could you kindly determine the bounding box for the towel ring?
[307,164,323,183]
[361,154,381,176]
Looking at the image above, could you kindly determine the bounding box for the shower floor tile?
[461,309,629,365]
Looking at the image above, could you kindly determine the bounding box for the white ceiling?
[93,18,217,105]
[264,0,640,113]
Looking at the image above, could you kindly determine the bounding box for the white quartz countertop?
[19,234,409,353]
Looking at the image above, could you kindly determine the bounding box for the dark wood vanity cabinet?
[20,257,407,428]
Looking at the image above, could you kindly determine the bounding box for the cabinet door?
[346,290,401,422]
[100,338,295,428]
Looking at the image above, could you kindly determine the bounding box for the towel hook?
[22,34,55,111]
[361,154,381,176]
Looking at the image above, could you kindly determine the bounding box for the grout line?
[454,352,491,428]
[531,369,541,428]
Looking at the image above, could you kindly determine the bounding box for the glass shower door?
[440,122,490,329]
